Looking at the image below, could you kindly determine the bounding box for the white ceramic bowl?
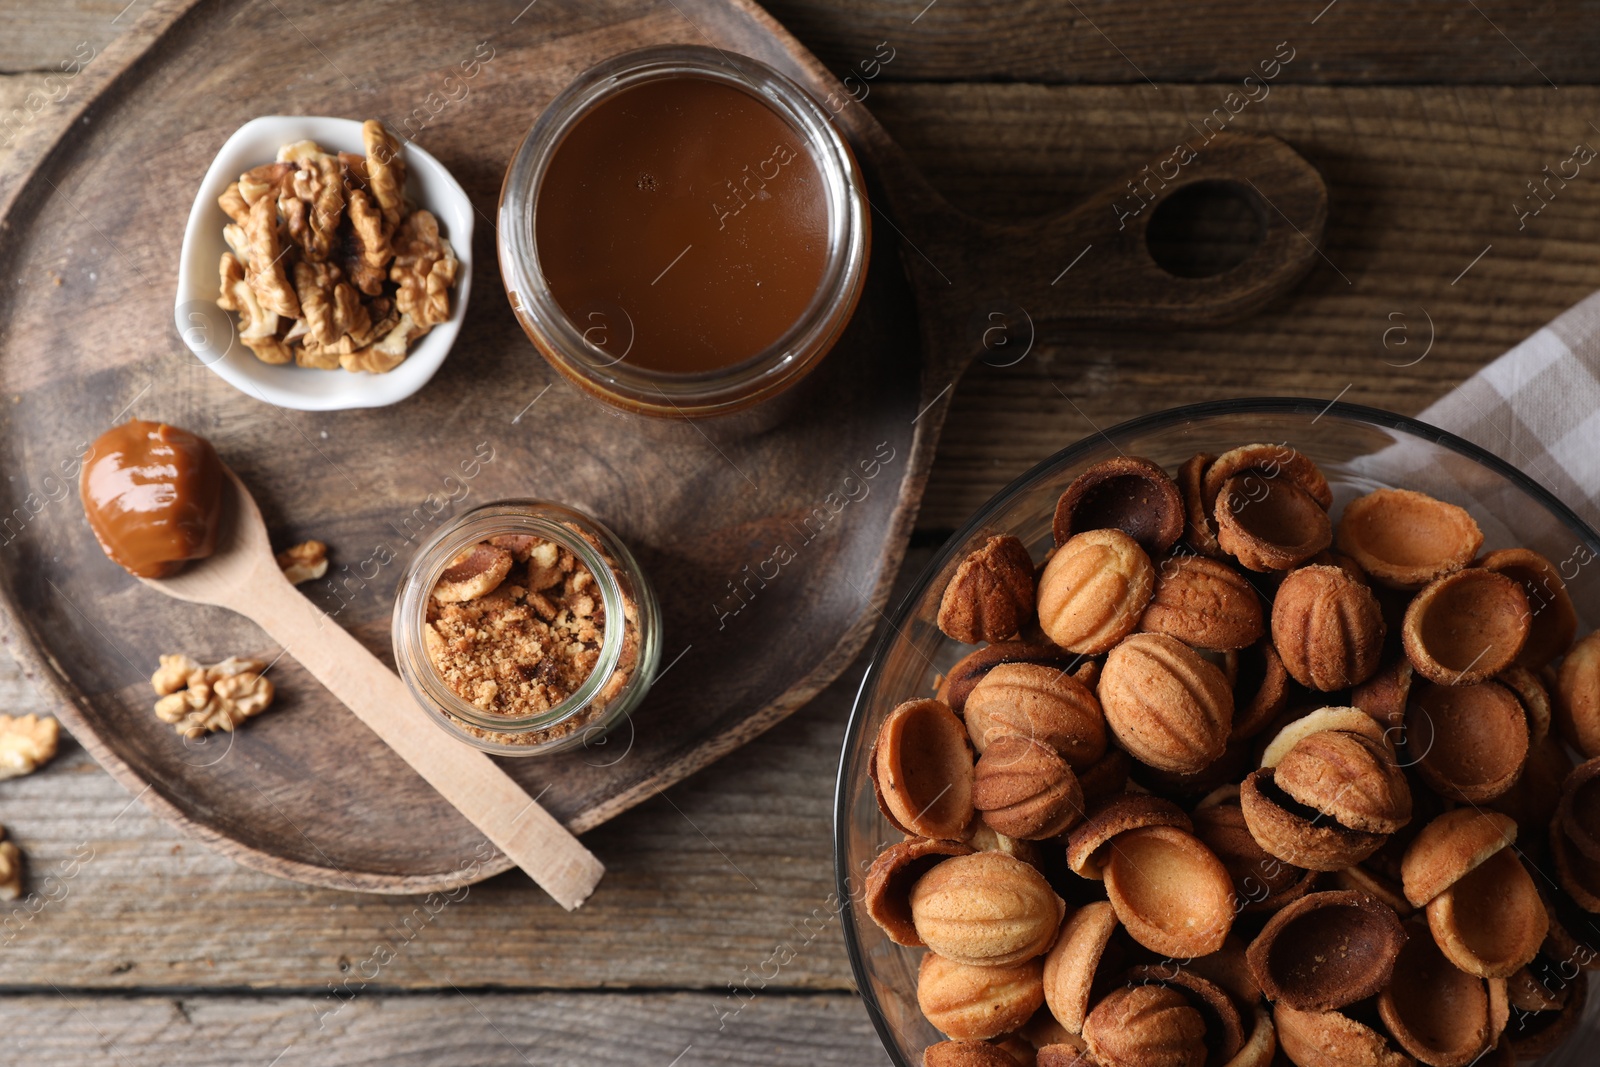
[174,115,474,411]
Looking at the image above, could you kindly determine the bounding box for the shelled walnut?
[150,655,276,738]
[0,713,59,779]
[276,540,329,585]
[0,826,21,901]
[215,119,456,374]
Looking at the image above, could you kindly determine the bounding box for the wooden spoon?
[140,467,604,910]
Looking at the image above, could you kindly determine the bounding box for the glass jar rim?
[497,44,869,417]
[393,501,628,734]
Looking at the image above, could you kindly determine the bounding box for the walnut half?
[0,827,20,901]
[0,714,59,780]
[277,540,329,585]
[151,656,277,739]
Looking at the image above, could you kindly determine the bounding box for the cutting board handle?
[873,131,1328,386]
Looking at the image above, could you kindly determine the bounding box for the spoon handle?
[241,570,605,910]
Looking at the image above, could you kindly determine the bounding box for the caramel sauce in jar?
[536,76,829,375]
[500,46,869,420]
[80,420,224,578]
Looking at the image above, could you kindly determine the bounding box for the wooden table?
[2,2,1596,1062]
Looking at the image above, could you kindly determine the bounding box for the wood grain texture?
[871,83,1600,529]
[764,0,1598,87]
[2,991,893,1065]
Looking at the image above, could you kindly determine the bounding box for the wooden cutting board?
[0,0,1325,892]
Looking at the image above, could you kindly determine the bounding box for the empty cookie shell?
[1077,745,1133,803]
[1537,901,1600,975]
[870,698,975,839]
[1550,819,1600,912]
[1332,862,1414,918]
[1335,488,1483,591]
[1021,1008,1082,1052]
[1123,964,1247,1065]
[1139,554,1266,651]
[1557,757,1600,860]
[1376,918,1493,1067]
[1556,631,1600,759]
[918,950,1046,1041]
[1352,658,1415,732]
[1083,983,1208,1067]
[1507,960,1560,1012]
[1238,766,1387,871]
[1180,452,1224,558]
[1479,548,1577,669]
[863,836,974,946]
[1042,901,1121,1034]
[1066,791,1193,879]
[1273,1003,1411,1067]
[1230,639,1291,741]
[937,640,1080,716]
[1406,681,1529,803]
[1215,474,1334,572]
[1053,455,1185,558]
[1488,733,1572,844]
[1271,565,1387,691]
[1497,664,1552,748]
[1426,846,1547,979]
[1226,1007,1277,1067]
[1193,788,1318,915]
[1402,568,1531,686]
[963,662,1108,767]
[1185,935,1264,1013]
[1203,443,1334,514]
[910,851,1066,967]
[1506,969,1588,1058]
[1246,890,1406,1011]
[1102,824,1235,958]
[1401,809,1518,909]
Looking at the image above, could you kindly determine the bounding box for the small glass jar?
[498,45,870,420]
[392,501,661,756]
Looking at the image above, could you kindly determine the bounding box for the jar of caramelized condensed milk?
[392,502,661,756]
[498,46,870,420]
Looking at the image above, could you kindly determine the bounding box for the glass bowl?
[833,397,1600,1067]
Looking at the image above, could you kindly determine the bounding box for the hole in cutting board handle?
[1145,180,1269,279]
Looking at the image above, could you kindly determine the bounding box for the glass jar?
[498,45,870,420]
[392,501,661,756]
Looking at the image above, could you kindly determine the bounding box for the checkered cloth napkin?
[1419,292,1600,531]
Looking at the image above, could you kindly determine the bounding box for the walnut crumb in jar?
[393,502,660,756]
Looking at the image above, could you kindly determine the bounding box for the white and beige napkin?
[1420,292,1600,531]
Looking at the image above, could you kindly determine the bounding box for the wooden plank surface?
[5,0,1600,1062]
[7,991,892,1066]
[762,0,1600,86]
[8,1,1600,85]
[0,657,866,990]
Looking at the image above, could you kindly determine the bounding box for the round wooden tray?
[0,0,1326,891]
